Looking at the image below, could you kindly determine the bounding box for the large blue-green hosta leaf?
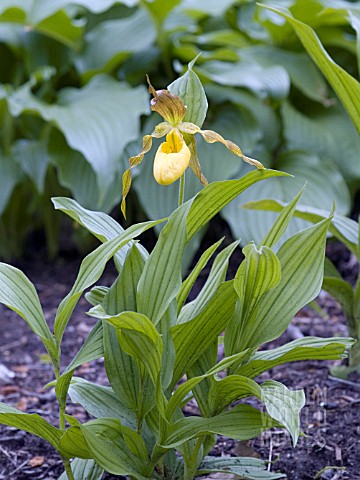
[197,59,290,99]
[75,9,156,78]
[222,150,350,246]
[8,75,149,202]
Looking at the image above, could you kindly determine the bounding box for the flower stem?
[178,173,185,207]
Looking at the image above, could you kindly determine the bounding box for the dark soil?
[0,228,359,480]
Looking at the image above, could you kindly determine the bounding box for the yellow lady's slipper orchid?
[120,76,265,218]
[153,129,191,185]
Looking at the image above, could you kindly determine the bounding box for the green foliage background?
[0,0,359,257]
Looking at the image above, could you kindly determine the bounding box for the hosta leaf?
[242,199,358,256]
[245,46,329,103]
[80,418,149,479]
[69,378,135,427]
[8,75,149,195]
[160,404,278,448]
[198,456,285,479]
[223,151,349,246]
[322,277,354,320]
[169,55,208,128]
[12,139,49,194]
[50,133,123,213]
[76,9,156,78]
[236,336,355,378]
[262,5,360,134]
[54,218,163,344]
[197,60,290,99]
[0,153,22,214]
[0,402,62,451]
[171,281,238,385]
[178,241,238,324]
[58,458,104,480]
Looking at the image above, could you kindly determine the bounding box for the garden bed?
[0,231,359,480]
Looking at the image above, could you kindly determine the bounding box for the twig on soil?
[8,459,29,477]
[328,376,360,390]
[267,436,273,472]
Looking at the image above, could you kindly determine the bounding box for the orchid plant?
[0,67,354,480]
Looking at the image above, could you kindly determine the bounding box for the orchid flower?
[121,76,264,217]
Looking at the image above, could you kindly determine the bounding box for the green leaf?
[171,281,238,385]
[58,458,104,480]
[64,321,104,375]
[177,238,223,314]
[197,60,290,99]
[59,426,93,459]
[262,5,360,134]
[178,241,239,324]
[198,456,285,479]
[224,151,349,246]
[52,196,149,268]
[0,153,22,214]
[80,418,149,479]
[160,404,278,448]
[12,139,49,194]
[242,199,358,256]
[236,336,355,378]
[261,380,305,445]
[230,217,331,351]
[89,308,163,389]
[165,351,250,422]
[0,264,57,363]
[0,402,62,451]
[226,243,281,356]
[101,245,144,410]
[186,169,288,240]
[137,201,191,326]
[8,75,149,197]
[76,9,156,79]
[85,286,109,307]
[322,277,354,320]
[54,218,163,344]
[69,377,135,427]
[168,55,208,128]
[259,186,306,248]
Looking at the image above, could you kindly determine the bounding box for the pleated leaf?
[226,243,281,356]
[171,281,238,386]
[231,217,331,351]
[236,337,355,378]
[178,240,238,324]
[54,218,163,344]
[80,418,149,479]
[198,456,285,479]
[0,402,62,451]
[160,404,278,448]
[177,238,223,313]
[242,199,358,256]
[58,458,104,480]
[52,196,149,268]
[68,378,135,427]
